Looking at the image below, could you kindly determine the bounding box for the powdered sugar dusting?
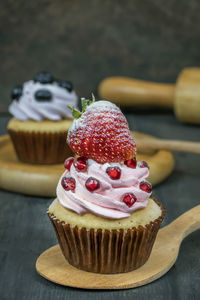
[67,101,117,142]
[87,100,118,109]
[67,100,136,163]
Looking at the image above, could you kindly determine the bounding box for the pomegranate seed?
[124,158,137,169]
[138,161,149,169]
[140,181,152,193]
[106,166,121,180]
[85,177,100,192]
[122,193,137,207]
[64,157,74,170]
[73,156,88,172]
[61,176,76,192]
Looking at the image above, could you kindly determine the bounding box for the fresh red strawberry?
[67,96,136,163]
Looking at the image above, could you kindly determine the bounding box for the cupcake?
[7,71,78,164]
[48,98,165,274]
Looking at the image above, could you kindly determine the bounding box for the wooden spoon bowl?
[36,205,200,289]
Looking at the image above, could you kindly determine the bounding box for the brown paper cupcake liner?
[8,129,73,164]
[48,198,165,274]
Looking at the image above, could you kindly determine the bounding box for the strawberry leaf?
[81,98,88,113]
[81,94,96,111]
[68,94,96,119]
[68,105,82,119]
[91,93,96,103]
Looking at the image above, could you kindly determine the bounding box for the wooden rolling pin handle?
[99,77,176,108]
[136,138,200,155]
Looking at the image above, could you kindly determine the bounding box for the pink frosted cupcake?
[48,98,165,273]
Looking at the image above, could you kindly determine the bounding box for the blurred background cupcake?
[7,71,78,164]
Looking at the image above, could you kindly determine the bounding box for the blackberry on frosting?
[11,85,23,100]
[34,89,52,102]
[33,71,54,84]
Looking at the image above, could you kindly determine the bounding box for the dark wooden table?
[0,112,199,300]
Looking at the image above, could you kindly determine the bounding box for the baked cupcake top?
[57,97,152,219]
[9,71,78,121]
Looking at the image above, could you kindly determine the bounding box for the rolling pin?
[98,68,200,125]
[135,136,200,155]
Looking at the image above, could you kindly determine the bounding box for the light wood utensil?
[0,133,174,197]
[135,136,200,155]
[36,205,200,289]
[98,68,200,124]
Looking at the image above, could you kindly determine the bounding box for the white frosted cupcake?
[7,71,78,164]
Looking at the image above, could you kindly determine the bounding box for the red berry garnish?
[140,181,152,193]
[61,176,76,192]
[106,166,121,180]
[124,158,137,168]
[122,193,137,207]
[73,156,88,172]
[138,161,149,169]
[85,177,100,192]
[64,157,74,170]
[67,100,136,163]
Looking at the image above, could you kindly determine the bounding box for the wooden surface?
[36,205,200,289]
[0,133,174,197]
[0,114,200,300]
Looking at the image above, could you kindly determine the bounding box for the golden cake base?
[36,205,200,289]
[0,132,174,197]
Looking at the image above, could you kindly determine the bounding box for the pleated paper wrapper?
[8,129,73,164]
[48,199,165,274]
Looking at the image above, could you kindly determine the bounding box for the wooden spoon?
[36,205,200,290]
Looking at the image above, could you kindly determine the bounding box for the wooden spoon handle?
[168,205,200,240]
[98,77,175,108]
[136,138,200,154]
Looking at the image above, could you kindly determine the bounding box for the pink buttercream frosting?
[57,159,151,219]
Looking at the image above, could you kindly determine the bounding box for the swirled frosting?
[9,80,78,121]
[57,159,151,219]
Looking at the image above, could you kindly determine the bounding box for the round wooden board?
[0,133,174,197]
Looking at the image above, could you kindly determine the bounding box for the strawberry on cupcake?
[67,95,136,163]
